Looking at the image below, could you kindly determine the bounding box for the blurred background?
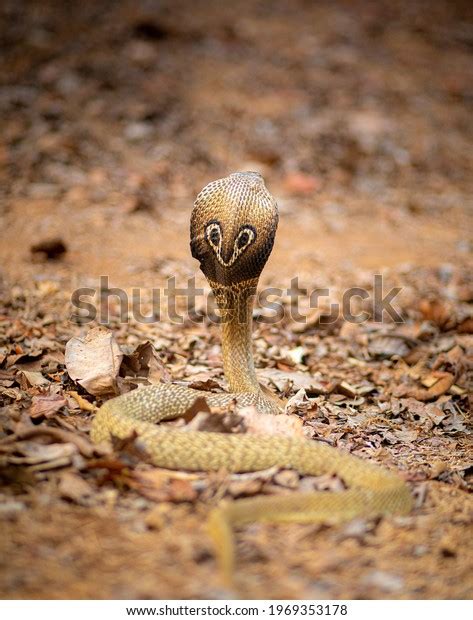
[0,0,472,601]
[1,0,471,287]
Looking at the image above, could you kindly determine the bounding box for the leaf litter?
[2,263,471,599]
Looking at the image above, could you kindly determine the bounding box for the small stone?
[31,238,67,261]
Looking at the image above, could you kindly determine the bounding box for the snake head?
[190,172,279,286]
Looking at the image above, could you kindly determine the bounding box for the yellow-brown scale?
[90,172,412,581]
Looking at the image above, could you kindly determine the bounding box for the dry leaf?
[168,478,198,502]
[184,409,244,434]
[131,470,198,502]
[368,335,412,359]
[6,441,78,466]
[29,394,67,419]
[120,341,171,385]
[383,428,418,444]
[408,372,455,401]
[285,388,317,416]
[419,299,457,331]
[9,425,95,458]
[58,471,93,502]
[259,368,329,395]
[182,396,212,422]
[337,381,358,399]
[228,478,263,498]
[65,326,123,396]
[274,469,300,489]
[237,405,304,438]
[285,346,308,365]
[18,370,50,388]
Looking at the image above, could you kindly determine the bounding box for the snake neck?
[210,279,260,394]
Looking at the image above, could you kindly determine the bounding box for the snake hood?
[190,171,279,286]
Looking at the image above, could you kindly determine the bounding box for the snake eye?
[235,226,256,253]
[238,231,249,248]
[210,229,220,244]
[205,221,222,249]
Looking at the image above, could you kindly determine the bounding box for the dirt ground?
[1,0,472,600]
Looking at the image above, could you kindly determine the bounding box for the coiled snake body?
[91,172,412,579]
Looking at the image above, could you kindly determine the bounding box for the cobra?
[91,172,412,581]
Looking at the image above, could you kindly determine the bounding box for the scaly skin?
[91,172,412,581]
